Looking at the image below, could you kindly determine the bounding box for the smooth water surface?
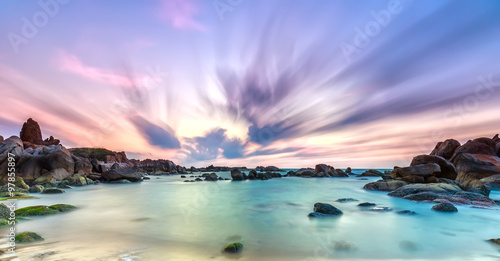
[3,170,500,260]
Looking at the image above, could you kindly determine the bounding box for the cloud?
[129,116,181,149]
[158,0,205,31]
[183,128,245,161]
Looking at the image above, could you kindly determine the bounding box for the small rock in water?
[357,202,376,207]
[399,240,418,252]
[335,198,359,203]
[397,210,417,215]
[41,188,65,194]
[224,242,243,253]
[488,238,500,246]
[332,241,357,252]
[313,203,343,215]
[431,202,458,212]
[15,232,44,244]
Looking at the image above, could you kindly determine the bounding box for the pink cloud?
[158,0,205,31]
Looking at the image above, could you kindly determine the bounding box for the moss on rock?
[15,232,44,244]
[224,242,243,253]
[0,192,36,201]
[15,204,76,217]
[0,219,10,227]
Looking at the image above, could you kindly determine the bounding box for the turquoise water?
[4,169,500,260]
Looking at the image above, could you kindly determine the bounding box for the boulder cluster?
[364,134,500,209]
[0,118,188,189]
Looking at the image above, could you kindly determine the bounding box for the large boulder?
[450,140,496,163]
[0,136,25,181]
[20,118,43,144]
[363,180,409,191]
[101,168,142,182]
[315,164,331,176]
[231,168,245,181]
[410,155,457,180]
[391,163,441,183]
[430,139,461,160]
[454,153,500,182]
[388,183,462,198]
[330,169,348,177]
[72,155,93,174]
[480,174,500,191]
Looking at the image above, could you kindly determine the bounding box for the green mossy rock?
[0,219,10,227]
[0,203,10,219]
[28,185,44,193]
[14,177,29,190]
[0,184,29,193]
[224,242,243,253]
[15,232,44,244]
[0,192,36,201]
[15,204,76,217]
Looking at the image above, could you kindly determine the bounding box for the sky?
[0,0,500,168]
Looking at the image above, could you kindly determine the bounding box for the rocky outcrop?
[388,183,462,198]
[391,164,441,183]
[450,139,497,163]
[231,168,246,181]
[0,136,24,182]
[454,153,500,182]
[20,118,43,144]
[360,169,385,177]
[410,155,457,180]
[101,167,142,182]
[430,139,461,160]
[256,166,281,172]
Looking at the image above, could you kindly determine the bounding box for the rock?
[195,178,202,181]
[57,183,73,189]
[431,202,458,212]
[248,170,257,180]
[20,118,43,144]
[439,191,496,207]
[28,185,44,193]
[204,173,218,181]
[361,169,384,177]
[15,204,76,216]
[480,174,500,190]
[430,139,461,160]
[15,232,44,244]
[223,242,243,253]
[346,167,352,174]
[488,238,500,246]
[33,175,57,186]
[461,179,490,197]
[496,143,500,157]
[0,203,10,219]
[313,203,343,215]
[410,155,457,180]
[0,135,3,143]
[330,169,349,177]
[315,164,331,175]
[0,136,24,182]
[72,155,92,174]
[451,140,497,163]
[14,177,29,189]
[41,188,65,194]
[391,163,441,183]
[363,180,409,191]
[332,241,357,252]
[388,183,462,198]
[399,241,418,252]
[102,168,142,182]
[110,179,132,184]
[64,174,88,186]
[396,210,417,215]
[403,192,441,201]
[231,168,245,181]
[357,202,376,207]
[454,153,500,182]
[335,198,359,203]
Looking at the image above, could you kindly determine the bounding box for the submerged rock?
[223,242,243,253]
[41,188,65,194]
[332,241,357,252]
[431,202,458,212]
[15,204,76,217]
[15,232,44,244]
[357,202,376,207]
[488,238,500,246]
[396,210,417,215]
[335,198,359,203]
[309,203,343,217]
